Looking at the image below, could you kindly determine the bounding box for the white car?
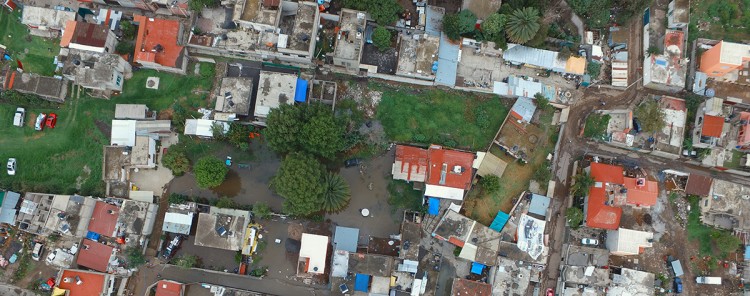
[31,242,44,261]
[69,243,79,255]
[581,238,599,245]
[6,158,16,176]
[45,249,58,264]
[13,107,25,127]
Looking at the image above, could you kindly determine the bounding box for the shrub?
[163,149,190,176]
[194,156,228,188]
[372,27,392,52]
[252,201,272,220]
[480,175,501,194]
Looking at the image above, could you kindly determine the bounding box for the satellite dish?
[361,209,370,216]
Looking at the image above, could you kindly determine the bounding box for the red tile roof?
[589,162,624,185]
[586,186,622,230]
[76,239,114,272]
[623,177,658,206]
[88,201,119,237]
[661,96,686,111]
[702,115,724,138]
[155,280,183,296]
[57,269,106,296]
[60,20,77,47]
[69,22,110,48]
[426,145,474,190]
[450,278,492,296]
[685,174,713,197]
[133,15,184,68]
[394,145,429,182]
[738,112,750,145]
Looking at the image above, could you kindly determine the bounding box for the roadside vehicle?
[6,158,16,176]
[344,158,362,168]
[45,113,57,128]
[674,277,683,293]
[46,249,58,264]
[13,107,25,127]
[581,238,599,245]
[34,113,46,131]
[546,288,554,296]
[69,243,79,254]
[695,276,722,285]
[31,242,44,261]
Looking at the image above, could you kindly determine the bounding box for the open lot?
[0,10,60,75]
[376,84,509,151]
[689,0,750,42]
[0,62,216,196]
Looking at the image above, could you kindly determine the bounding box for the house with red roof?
[76,238,115,272]
[584,162,659,230]
[692,97,727,149]
[60,21,118,54]
[55,269,120,296]
[88,201,119,237]
[154,280,184,296]
[391,145,476,200]
[392,145,429,183]
[133,15,187,74]
[737,112,750,151]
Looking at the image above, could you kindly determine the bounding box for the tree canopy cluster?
[264,103,346,159]
[342,0,402,25]
[442,3,544,48]
[635,99,666,134]
[270,153,351,216]
[194,156,229,189]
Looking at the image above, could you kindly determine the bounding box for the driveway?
[130,132,179,196]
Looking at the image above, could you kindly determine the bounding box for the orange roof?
[623,177,658,206]
[451,278,492,296]
[590,162,624,185]
[702,115,724,138]
[88,201,119,237]
[661,96,686,111]
[133,15,184,68]
[76,239,114,272]
[60,20,77,47]
[155,280,183,296]
[426,145,474,190]
[394,145,429,182]
[57,269,106,296]
[738,112,750,145]
[586,186,622,230]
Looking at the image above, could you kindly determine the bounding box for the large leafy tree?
[457,10,477,34]
[265,103,345,159]
[566,207,584,229]
[162,149,190,176]
[571,172,595,197]
[194,156,229,188]
[481,13,507,39]
[505,7,541,44]
[321,172,351,212]
[342,0,402,25]
[271,153,325,216]
[372,27,391,51]
[442,13,462,41]
[635,99,666,134]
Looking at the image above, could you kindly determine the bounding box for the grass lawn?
[376,85,509,150]
[722,150,744,169]
[689,0,750,42]
[0,9,60,75]
[0,63,217,195]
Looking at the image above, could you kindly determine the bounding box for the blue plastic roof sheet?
[354,273,370,292]
[428,198,440,215]
[294,78,308,103]
[471,262,485,274]
[489,211,510,232]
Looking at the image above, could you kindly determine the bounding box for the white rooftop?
[606,228,653,255]
[111,120,137,147]
[719,41,750,66]
[299,233,329,274]
[255,71,297,118]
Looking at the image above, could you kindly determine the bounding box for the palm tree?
[321,172,351,212]
[571,172,595,197]
[505,7,541,44]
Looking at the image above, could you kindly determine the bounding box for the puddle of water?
[211,170,242,197]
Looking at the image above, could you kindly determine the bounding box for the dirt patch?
[75,164,91,190]
[157,108,174,120]
[94,120,111,137]
[428,0,461,13]
[288,223,303,241]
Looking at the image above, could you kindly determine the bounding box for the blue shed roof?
[334,226,359,252]
[0,191,19,225]
[427,198,440,215]
[746,246,750,260]
[294,78,308,103]
[529,194,551,217]
[354,274,370,292]
[471,262,485,274]
[435,33,459,87]
[489,211,510,232]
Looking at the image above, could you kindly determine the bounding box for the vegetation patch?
[583,113,611,140]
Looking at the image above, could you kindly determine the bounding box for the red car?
[45,113,57,129]
[546,288,554,296]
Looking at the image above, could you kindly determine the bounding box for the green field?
[0,63,216,195]
[689,0,750,42]
[376,86,509,150]
[0,9,60,75]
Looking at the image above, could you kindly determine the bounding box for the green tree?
[457,10,478,34]
[300,109,346,159]
[534,93,551,111]
[647,45,662,56]
[571,172,595,197]
[558,46,572,60]
[526,23,549,48]
[505,7,541,44]
[372,27,392,52]
[566,207,584,229]
[480,175,501,194]
[583,113,611,140]
[168,193,188,204]
[321,172,351,212]
[533,161,552,183]
[265,104,304,154]
[120,20,136,40]
[194,156,229,188]
[342,0,402,25]
[216,196,237,209]
[481,13,507,38]
[163,149,190,176]
[587,62,601,78]
[271,153,325,216]
[443,13,461,41]
[188,0,217,12]
[635,100,666,134]
[115,42,134,55]
[125,248,146,268]
[252,201,272,220]
[715,231,741,254]
[173,254,198,269]
[225,123,251,151]
[265,103,345,159]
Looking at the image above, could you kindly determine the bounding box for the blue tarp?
[86,231,100,241]
[745,246,750,261]
[489,211,510,232]
[294,78,308,103]
[354,274,370,292]
[427,198,440,215]
[471,262,485,275]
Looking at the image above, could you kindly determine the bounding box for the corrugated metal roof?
[528,194,550,217]
[503,44,558,70]
[0,191,20,225]
[162,212,193,235]
[435,33,459,86]
[425,5,444,37]
[333,226,359,252]
[110,119,136,146]
[510,97,536,123]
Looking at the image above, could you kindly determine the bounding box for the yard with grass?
[376,85,509,150]
[686,195,742,258]
[0,62,217,195]
[0,9,60,75]
[689,0,750,42]
[584,113,610,140]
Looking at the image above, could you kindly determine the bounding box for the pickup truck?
[696,276,722,285]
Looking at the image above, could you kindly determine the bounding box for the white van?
[696,276,722,285]
[31,242,44,261]
[13,107,25,127]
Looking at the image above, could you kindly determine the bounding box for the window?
[115,76,122,86]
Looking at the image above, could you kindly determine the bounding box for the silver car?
[6,158,16,176]
[34,113,46,131]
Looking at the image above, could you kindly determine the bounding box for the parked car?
[162,235,183,259]
[632,118,642,133]
[546,288,554,296]
[674,277,683,293]
[13,107,25,127]
[34,113,46,131]
[6,158,16,176]
[344,158,362,168]
[581,238,599,245]
[45,249,58,264]
[695,276,722,285]
[31,242,44,261]
[45,113,57,128]
[69,243,79,255]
